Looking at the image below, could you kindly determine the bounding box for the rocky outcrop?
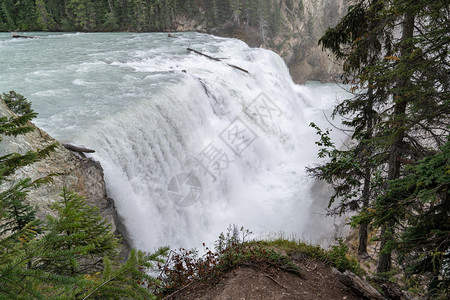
[0,102,129,252]
[277,0,347,83]
[172,0,347,83]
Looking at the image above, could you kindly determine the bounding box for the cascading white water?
[0,32,350,251]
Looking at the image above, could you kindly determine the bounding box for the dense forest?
[310,0,449,298]
[0,0,283,37]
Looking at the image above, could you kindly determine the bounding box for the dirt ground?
[165,259,363,300]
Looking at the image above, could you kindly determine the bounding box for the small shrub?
[326,238,360,274]
[156,226,302,296]
[259,237,362,275]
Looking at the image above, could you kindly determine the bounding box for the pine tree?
[36,188,120,275]
[0,92,57,297]
[65,0,97,31]
[0,92,168,297]
[80,248,168,299]
[103,11,119,31]
[0,188,168,299]
[131,0,148,31]
[0,92,56,238]
[314,0,388,256]
[229,0,242,24]
[0,0,16,29]
[34,0,56,30]
[270,1,282,36]
[316,0,449,280]
[379,139,449,297]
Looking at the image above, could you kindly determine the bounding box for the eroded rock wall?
[0,102,129,252]
[173,0,347,83]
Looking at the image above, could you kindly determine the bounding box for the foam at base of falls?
[0,32,351,251]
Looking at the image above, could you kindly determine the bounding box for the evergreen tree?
[35,0,57,30]
[1,92,168,298]
[270,0,282,36]
[131,0,148,31]
[1,91,33,116]
[0,0,15,29]
[0,188,168,299]
[0,92,56,238]
[65,0,96,31]
[257,0,269,41]
[378,139,449,297]
[314,0,388,256]
[316,0,449,282]
[103,11,119,31]
[15,0,37,30]
[230,0,242,24]
[36,188,120,275]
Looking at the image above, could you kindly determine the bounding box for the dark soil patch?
[164,259,363,300]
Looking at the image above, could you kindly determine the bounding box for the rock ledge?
[0,102,129,253]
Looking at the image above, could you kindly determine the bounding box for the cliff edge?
[0,101,129,252]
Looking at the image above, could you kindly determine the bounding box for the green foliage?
[80,248,168,299]
[327,239,360,273]
[38,188,120,275]
[0,91,55,240]
[316,0,449,294]
[35,0,56,31]
[65,0,96,31]
[1,91,33,116]
[0,92,168,298]
[0,178,42,236]
[1,1,15,29]
[379,139,450,297]
[259,238,362,275]
[307,122,368,214]
[0,187,168,298]
[103,12,119,31]
[0,0,285,38]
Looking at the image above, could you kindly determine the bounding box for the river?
[0,32,350,251]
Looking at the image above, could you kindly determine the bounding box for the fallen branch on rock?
[187,48,249,74]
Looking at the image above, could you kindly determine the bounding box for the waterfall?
[0,32,350,251]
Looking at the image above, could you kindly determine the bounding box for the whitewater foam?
[0,32,350,251]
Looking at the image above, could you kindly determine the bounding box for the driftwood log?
[62,143,95,154]
[332,269,388,300]
[11,33,38,39]
[187,47,221,61]
[187,48,249,74]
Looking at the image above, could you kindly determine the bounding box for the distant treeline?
[0,0,283,35]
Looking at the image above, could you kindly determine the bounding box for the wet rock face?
[0,102,126,246]
[173,0,347,83]
[246,0,347,83]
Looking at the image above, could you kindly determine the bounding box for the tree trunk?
[358,223,369,256]
[377,11,415,275]
[358,86,374,256]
